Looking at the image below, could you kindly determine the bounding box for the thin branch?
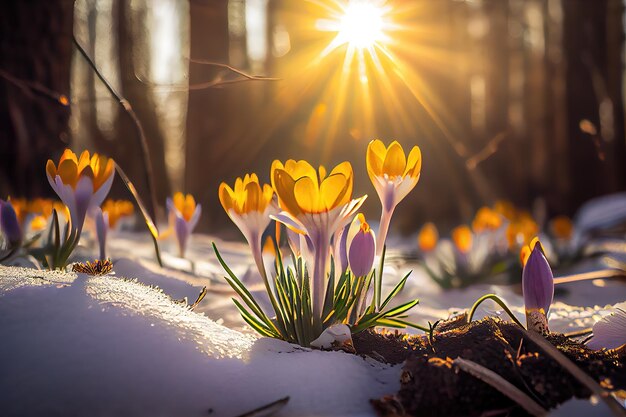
[564,328,593,338]
[466,130,509,170]
[235,396,289,417]
[554,269,626,285]
[453,358,548,417]
[134,64,280,92]
[72,36,158,222]
[0,68,70,106]
[189,76,279,91]
[189,59,281,81]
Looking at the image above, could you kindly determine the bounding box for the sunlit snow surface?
[0,230,624,416]
[0,265,398,417]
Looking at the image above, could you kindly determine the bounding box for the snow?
[0,265,398,417]
[0,228,624,416]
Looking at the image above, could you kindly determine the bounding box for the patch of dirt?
[359,318,625,417]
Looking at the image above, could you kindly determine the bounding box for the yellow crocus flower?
[271,159,366,327]
[493,200,516,221]
[549,215,573,240]
[452,225,473,254]
[29,215,48,231]
[102,199,135,228]
[507,211,539,250]
[166,192,201,258]
[219,173,274,217]
[271,160,355,218]
[418,222,438,253]
[219,174,276,280]
[45,149,114,231]
[366,139,421,255]
[7,197,28,225]
[472,206,503,233]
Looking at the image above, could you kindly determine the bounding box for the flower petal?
[0,200,22,245]
[366,139,386,180]
[73,176,94,231]
[271,212,306,235]
[188,204,202,232]
[174,215,190,257]
[59,149,78,164]
[348,227,375,277]
[273,168,301,216]
[404,145,422,178]
[294,176,321,213]
[91,167,114,208]
[57,158,79,188]
[320,173,349,211]
[586,304,626,350]
[218,183,236,213]
[382,141,406,178]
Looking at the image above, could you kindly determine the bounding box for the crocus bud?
[522,241,554,333]
[418,222,438,253]
[0,200,22,247]
[347,214,376,277]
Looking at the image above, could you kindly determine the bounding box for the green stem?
[374,245,386,309]
[467,293,525,329]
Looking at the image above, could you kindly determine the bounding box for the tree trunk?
[0,1,74,197]
[563,0,626,211]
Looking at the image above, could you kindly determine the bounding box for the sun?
[316,0,392,57]
[337,1,386,49]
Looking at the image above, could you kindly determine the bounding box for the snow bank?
[0,266,399,417]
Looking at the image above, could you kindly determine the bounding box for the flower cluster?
[415,201,581,288]
[7,198,67,234]
[216,139,423,345]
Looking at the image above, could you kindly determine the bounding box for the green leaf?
[232,298,278,338]
[373,318,408,329]
[382,299,420,318]
[379,271,412,311]
[223,275,271,326]
[213,243,268,319]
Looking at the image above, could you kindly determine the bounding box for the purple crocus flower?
[522,241,554,333]
[586,303,626,350]
[0,199,22,246]
[347,214,376,278]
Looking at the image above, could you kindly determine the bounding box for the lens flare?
[329,1,387,50]
[316,0,393,81]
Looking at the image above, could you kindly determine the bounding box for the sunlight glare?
[338,1,385,49]
[317,0,391,57]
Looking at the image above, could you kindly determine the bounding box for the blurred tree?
[0,1,73,197]
[563,0,626,211]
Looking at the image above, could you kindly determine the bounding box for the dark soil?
[353,317,625,417]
